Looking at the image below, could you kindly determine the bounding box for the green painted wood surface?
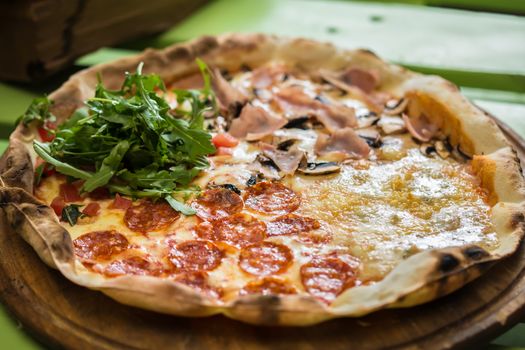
[0,0,524,348]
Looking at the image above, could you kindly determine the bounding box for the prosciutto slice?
[274,86,357,132]
[339,68,379,93]
[229,104,287,141]
[315,127,370,159]
[402,113,438,142]
[259,143,305,176]
[320,70,383,114]
[210,68,248,114]
[251,63,289,89]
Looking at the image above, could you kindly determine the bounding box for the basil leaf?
[61,204,82,226]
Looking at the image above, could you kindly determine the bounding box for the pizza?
[1,34,524,326]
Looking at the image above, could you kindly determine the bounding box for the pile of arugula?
[22,61,217,215]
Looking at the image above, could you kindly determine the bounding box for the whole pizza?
[1,34,524,326]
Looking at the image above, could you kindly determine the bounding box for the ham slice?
[315,128,370,159]
[320,70,383,114]
[251,64,289,89]
[274,86,357,132]
[229,104,287,141]
[210,68,248,114]
[340,68,379,93]
[402,113,438,142]
[259,143,305,176]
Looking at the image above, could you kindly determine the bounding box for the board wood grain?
[0,117,524,350]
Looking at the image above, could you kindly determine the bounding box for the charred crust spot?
[463,246,489,261]
[511,212,525,230]
[439,254,459,273]
[165,46,192,62]
[257,295,281,325]
[192,36,219,57]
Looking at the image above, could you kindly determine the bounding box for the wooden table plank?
[148,0,525,80]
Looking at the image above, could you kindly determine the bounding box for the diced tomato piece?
[111,193,132,210]
[44,120,57,130]
[71,179,85,189]
[82,202,100,217]
[59,182,83,202]
[37,127,55,142]
[212,133,238,148]
[216,147,233,156]
[89,187,111,200]
[50,196,65,216]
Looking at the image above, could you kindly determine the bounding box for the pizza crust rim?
[1,33,524,326]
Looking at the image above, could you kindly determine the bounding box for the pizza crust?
[1,33,524,325]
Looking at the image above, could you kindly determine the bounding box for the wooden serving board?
[1,118,524,350]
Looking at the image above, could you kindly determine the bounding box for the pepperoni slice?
[195,213,266,247]
[169,240,223,272]
[266,214,320,237]
[300,256,357,303]
[59,182,82,202]
[239,242,293,276]
[175,271,223,299]
[124,200,180,233]
[73,230,129,261]
[240,277,297,296]
[243,182,300,215]
[103,256,160,277]
[192,188,243,220]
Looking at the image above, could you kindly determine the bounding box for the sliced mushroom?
[276,139,297,151]
[356,110,379,128]
[434,140,450,159]
[456,144,473,160]
[356,127,382,148]
[298,162,341,176]
[283,116,312,129]
[384,98,408,116]
[378,116,406,135]
[419,143,436,157]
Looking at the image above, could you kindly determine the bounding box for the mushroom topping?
[250,154,281,180]
[384,98,408,116]
[356,110,379,129]
[434,140,451,159]
[419,143,436,157]
[402,113,438,142]
[298,162,341,176]
[229,104,287,141]
[356,127,382,148]
[378,116,406,135]
[210,68,248,116]
[283,116,312,130]
[451,144,472,161]
[276,139,297,151]
[315,128,370,159]
[260,143,305,176]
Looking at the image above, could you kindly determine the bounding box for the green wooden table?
[1,0,524,348]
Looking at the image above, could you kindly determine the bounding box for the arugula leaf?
[31,61,218,214]
[61,204,82,226]
[16,96,56,126]
[82,140,130,192]
[34,163,44,186]
[34,141,93,180]
[165,195,196,216]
